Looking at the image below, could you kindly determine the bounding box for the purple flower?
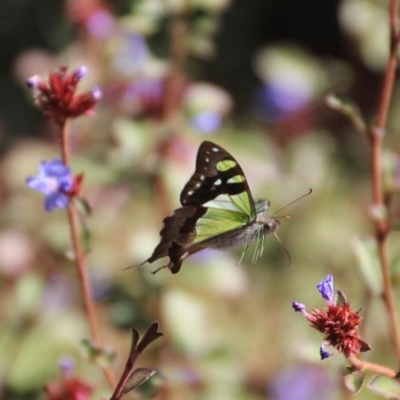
[251,80,311,123]
[292,301,306,312]
[26,159,73,212]
[91,86,102,101]
[86,10,115,39]
[316,274,334,303]
[319,344,332,360]
[26,75,41,88]
[26,66,102,125]
[268,365,336,400]
[113,33,149,75]
[292,274,371,360]
[191,111,222,133]
[75,65,88,80]
[59,356,75,377]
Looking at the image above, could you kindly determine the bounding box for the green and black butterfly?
[141,141,280,274]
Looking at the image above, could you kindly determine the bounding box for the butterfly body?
[141,141,280,274]
[203,201,278,250]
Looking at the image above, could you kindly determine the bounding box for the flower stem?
[60,121,117,388]
[369,0,400,360]
[162,0,189,120]
[152,0,190,217]
[348,355,398,379]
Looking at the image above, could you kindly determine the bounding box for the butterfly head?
[264,217,280,234]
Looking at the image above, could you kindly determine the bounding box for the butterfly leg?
[252,227,264,263]
[237,232,250,266]
[151,264,168,274]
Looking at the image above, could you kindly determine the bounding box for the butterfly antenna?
[122,263,140,271]
[122,258,149,271]
[274,232,291,266]
[272,188,313,217]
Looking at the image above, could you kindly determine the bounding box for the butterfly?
[141,141,280,274]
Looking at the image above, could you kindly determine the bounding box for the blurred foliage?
[0,0,400,399]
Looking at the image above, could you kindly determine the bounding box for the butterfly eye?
[267,221,275,230]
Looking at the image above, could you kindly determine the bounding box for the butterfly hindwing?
[143,206,208,273]
[143,205,251,273]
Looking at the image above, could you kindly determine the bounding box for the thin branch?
[151,1,190,217]
[348,355,398,379]
[162,1,189,120]
[60,121,117,388]
[368,0,400,360]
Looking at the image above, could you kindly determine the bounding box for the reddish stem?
[109,351,141,400]
[59,122,117,388]
[368,0,400,360]
[348,355,398,379]
[162,1,188,120]
[152,1,190,217]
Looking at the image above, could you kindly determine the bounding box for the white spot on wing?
[195,182,201,188]
[205,157,209,162]
[188,190,194,195]
[214,179,222,185]
[212,147,219,152]
[200,175,205,180]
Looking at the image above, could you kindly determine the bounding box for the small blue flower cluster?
[26,159,73,212]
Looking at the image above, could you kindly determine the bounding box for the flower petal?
[45,192,69,212]
[319,344,333,360]
[26,176,49,194]
[292,301,306,312]
[316,274,334,302]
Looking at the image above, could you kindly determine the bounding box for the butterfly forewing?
[180,142,256,220]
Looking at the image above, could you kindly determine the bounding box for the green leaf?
[351,236,383,296]
[80,339,116,367]
[325,93,366,133]
[335,289,347,305]
[343,370,365,393]
[122,368,157,395]
[73,196,92,216]
[367,374,400,399]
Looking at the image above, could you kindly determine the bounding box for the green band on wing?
[193,207,249,243]
[216,159,237,172]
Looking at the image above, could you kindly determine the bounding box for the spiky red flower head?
[292,274,371,359]
[308,302,371,358]
[27,66,102,126]
[46,357,93,400]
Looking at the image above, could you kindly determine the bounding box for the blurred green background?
[0,0,399,399]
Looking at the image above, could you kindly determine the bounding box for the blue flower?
[292,301,306,312]
[26,159,73,212]
[191,111,222,134]
[59,356,75,376]
[293,274,370,360]
[316,274,334,303]
[319,344,332,360]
